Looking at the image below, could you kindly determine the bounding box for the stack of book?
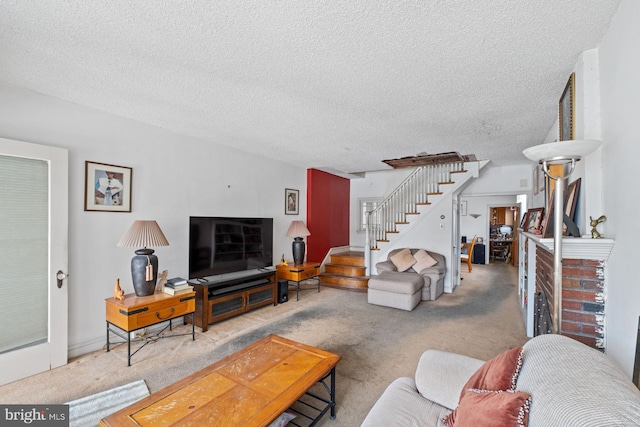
[162,277,193,296]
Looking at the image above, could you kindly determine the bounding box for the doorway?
[488,205,519,266]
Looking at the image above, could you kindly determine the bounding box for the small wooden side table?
[105,291,196,366]
[276,262,321,301]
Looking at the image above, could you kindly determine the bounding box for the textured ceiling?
[0,1,621,174]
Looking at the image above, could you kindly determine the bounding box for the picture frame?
[542,178,582,238]
[84,161,132,212]
[565,178,581,230]
[285,188,299,215]
[559,72,575,141]
[460,201,467,216]
[524,207,544,235]
[520,211,529,229]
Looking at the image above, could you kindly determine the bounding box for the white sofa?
[361,334,640,426]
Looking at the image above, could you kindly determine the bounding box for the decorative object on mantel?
[470,213,481,219]
[286,220,311,265]
[590,215,607,239]
[382,151,477,169]
[117,220,170,296]
[113,278,125,300]
[523,139,602,334]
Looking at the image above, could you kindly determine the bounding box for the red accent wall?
[306,169,350,262]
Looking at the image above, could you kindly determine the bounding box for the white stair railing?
[364,162,464,253]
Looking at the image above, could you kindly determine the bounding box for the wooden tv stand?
[188,270,276,332]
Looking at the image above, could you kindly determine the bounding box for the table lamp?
[117,220,170,296]
[523,139,601,333]
[286,221,311,265]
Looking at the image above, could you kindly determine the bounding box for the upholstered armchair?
[375,248,446,301]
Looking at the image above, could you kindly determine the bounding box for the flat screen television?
[189,216,274,279]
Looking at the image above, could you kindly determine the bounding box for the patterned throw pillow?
[443,347,525,426]
[443,389,531,427]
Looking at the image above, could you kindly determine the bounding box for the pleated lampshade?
[117,220,169,248]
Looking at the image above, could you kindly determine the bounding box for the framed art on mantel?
[285,188,299,215]
[559,72,575,141]
[84,161,132,212]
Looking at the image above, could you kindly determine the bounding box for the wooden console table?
[99,334,341,426]
[276,262,321,301]
[105,291,195,366]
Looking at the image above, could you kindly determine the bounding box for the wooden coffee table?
[99,334,341,426]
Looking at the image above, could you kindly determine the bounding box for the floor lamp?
[523,140,601,334]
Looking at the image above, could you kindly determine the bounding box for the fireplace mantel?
[520,231,614,261]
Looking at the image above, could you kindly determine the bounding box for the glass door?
[0,138,68,386]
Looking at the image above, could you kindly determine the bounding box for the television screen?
[189,217,273,279]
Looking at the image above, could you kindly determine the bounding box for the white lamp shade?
[117,220,169,248]
[286,221,311,238]
[523,140,602,163]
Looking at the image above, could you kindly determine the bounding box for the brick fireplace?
[535,247,605,348]
[521,233,614,350]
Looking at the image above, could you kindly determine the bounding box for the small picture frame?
[84,161,132,212]
[285,188,299,215]
[525,207,545,235]
[559,72,575,141]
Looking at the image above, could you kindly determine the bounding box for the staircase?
[319,251,368,292]
[364,161,486,274]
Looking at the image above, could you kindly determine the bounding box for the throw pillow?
[459,346,524,400]
[443,389,531,427]
[389,248,416,272]
[412,249,438,272]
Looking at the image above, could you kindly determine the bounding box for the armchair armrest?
[416,264,445,277]
[375,260,397,273]
[414,350,484,410]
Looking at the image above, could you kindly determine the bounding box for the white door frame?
[0,138,68,385]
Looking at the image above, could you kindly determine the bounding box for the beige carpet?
[0,262,527,426]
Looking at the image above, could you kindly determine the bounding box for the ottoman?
[367,271,426,311]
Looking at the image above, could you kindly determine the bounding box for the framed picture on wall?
[285,188,299,215]
[84,161,132,212]
[559,72,575,141]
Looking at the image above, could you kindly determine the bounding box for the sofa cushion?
[415,350,485,410]
[412,249,438,272]
[390,248,416,272]
[443,389,531,427]
[360,377,452,427]
[368,271,424,294]
[459,346,523,400]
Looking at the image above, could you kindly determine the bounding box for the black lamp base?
[292,237,305,265]
[131,248,158,296]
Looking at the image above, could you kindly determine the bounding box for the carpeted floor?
[0,262,527,426]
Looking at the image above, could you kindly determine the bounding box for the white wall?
[597,0,640,378]
[0,83,308,357]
